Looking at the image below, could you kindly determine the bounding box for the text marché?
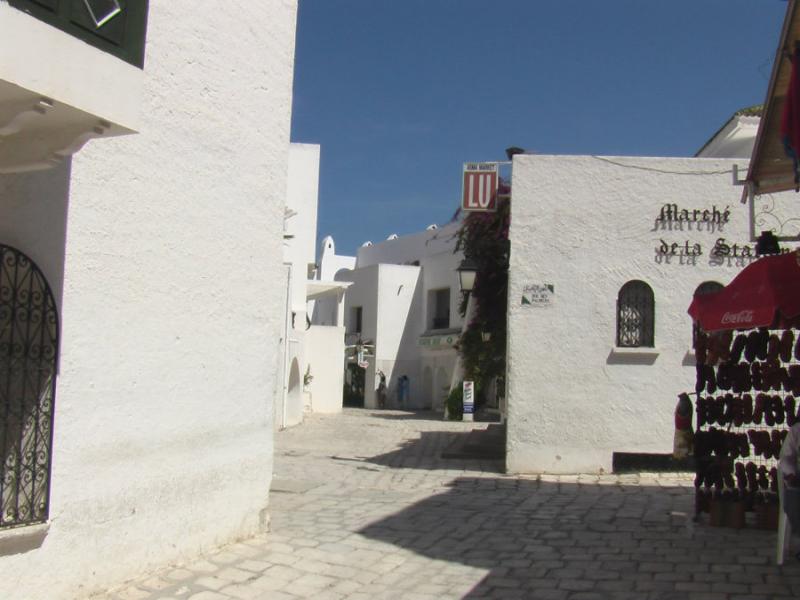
[655,204,731,225]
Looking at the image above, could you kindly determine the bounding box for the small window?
[692,281,723,347]
[429,288,450,330]
[616,280,654,348]
[350,306,362,334]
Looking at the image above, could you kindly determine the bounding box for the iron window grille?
[616,280,655,348]
[692,281,724,347]
[1,244,59,529]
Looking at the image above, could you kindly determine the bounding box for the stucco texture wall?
[306,325,346,413]
[507,155,752,474]
[0,2,298,599]
[285,143,320,313]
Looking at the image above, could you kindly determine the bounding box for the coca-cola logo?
[721,310,754,325]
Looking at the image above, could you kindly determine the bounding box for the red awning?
[745,0,800,197]
[687,250,800,331]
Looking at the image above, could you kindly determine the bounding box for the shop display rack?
[691,326,799,528]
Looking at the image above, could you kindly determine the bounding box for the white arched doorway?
[435,367,449,411]
[422,366,433,409]
[286,358,302,427]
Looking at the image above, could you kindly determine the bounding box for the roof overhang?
[745,0,800,197]
[0,4,144,173]
[306,280,352,301]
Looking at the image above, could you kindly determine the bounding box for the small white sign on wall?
[521,283,554,307]
[463,380,475,422]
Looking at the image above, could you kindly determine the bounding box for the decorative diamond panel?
[82,0,121,28]
[8,0,148,68]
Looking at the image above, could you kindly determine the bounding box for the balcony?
[0,0,148,172]
[8,0,148,67]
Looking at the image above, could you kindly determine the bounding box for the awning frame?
[744,0,800,199]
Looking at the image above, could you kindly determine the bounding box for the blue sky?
[291,0,788,256]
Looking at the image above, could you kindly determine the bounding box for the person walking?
[397,375,409,408]
[376,370,387,409]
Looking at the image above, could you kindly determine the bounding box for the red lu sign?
[462,162,498,212]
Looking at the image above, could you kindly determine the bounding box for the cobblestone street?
[94,409,800,600]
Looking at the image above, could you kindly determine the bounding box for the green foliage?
[446,384,463,420]
[454,191,510,404]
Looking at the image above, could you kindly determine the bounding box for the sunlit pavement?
[94,408,800,600]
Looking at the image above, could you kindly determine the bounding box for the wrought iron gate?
[0,244,59,529]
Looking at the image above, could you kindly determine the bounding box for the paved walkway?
[94,409,800,600]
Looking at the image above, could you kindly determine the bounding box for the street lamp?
[756,230,781,256]
[456,258,478,293]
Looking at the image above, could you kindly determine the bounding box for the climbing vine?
[454,182,510,406]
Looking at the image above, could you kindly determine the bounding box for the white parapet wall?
[507,154,756,474]
[0,2,298,598]
[306,325,346,413]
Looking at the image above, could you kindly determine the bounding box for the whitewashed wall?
[313,236,355,325]
[281,143,320,430]
[306,325,346,413]
[339,265,380,407]
[356,221,459,268]
[507,155,753,474]
[374,264,422,408]
[285,143,320,314]
[353,224,464,408]
[0,2,298,598]
[319,236,356,279]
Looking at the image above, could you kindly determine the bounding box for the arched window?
[692,281,724,346]
[616,280,655,348]
[694,281,724,297]
[0,244,59,529]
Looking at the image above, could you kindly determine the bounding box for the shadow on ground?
[367,409,501,422]
[334,430,505,473]
[358,477,800,599]
[366,410,447,421]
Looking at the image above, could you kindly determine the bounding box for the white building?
[695,106,761,159]
[333,222,465,410]
[506,153,759,474]
[501,112,778,475]
[0,2,298,598]
[278,144,349,428]
[311,235,356,327]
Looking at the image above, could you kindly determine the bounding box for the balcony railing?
[8,0,148,68]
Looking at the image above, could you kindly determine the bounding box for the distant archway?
[286,359,302,424]
[422,366,433,409]
[435,367,449,411]
[334,268,351,281]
